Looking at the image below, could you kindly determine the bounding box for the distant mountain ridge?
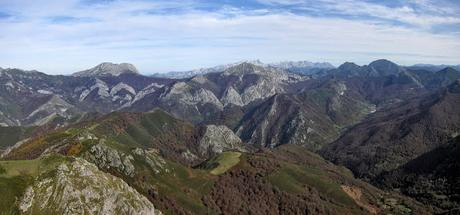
[407,64,460,72]
[150,60,266,79]
[0,65,172,126]
[151,60,335,79]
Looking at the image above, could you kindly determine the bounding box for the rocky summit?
[73,62,140,77]
[1,59,459,214]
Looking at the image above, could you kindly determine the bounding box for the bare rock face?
[128,82,164,106]
[134,62,309,123]
[132,148,170,174]
[78,78,111,101]
[19,158,161,215]
[84,142,136,177]
[198,125,246,156]
[221,86,244,106]
[161,82,223,109]
[235,88,370,151]
[73,62,139,77]
[222,63,309,106]
[24,95,76,126]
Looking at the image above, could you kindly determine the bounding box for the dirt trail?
[341,185,379,214]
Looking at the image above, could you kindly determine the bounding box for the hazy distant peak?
[369,59,398,67]
[407,64,460,73]
[368,59,402,76]
[437,66,459,73]
[241,59,265,66]
[338,62,360,70]
[73,62,139,77]
[152,60,334,79]
[222,62,261,75]
[270,61,334,69]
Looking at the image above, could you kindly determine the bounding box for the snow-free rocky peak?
[368,59,402,76]
[73,62,139,77]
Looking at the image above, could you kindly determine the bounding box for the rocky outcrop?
[161,82,223,109]
[223,63,308,105]
[198,125,246,156]
[221,86,244,106]
[110,82,136,103]
[236,94,340,150]
[78,78,111,101]
[132,148,170,174]
[240,78,280,105]
[128,83,164,106]
[19,158,161,215]
[84,142,136,177]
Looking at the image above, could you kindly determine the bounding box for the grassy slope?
[267,145,424,214]
[0,175,31,214]
[0,155,68,214]
[94,110,193,148]
[150,162,215,214]
[251,147,364,214]
[4,127,85,160]
[205,152,242,175]
[0,160,40,177]
[91,110,201,166]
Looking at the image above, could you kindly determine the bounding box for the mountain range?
[150,60,335,79]
[1,59,459,214]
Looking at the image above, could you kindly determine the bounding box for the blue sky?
[0,0,459,74]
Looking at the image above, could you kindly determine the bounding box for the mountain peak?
[338,62,360,71]
[369,58,399,69]
[243,59,265,66]
[223,62,267,75]
[368,59,402,76]
[271,61,334,69]
[73,62,139,77]
[369,59,395,64]
[438,66,460,74]
[369,59,399,69]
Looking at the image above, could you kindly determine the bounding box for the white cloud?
[258,0,460,27]
[321,0,460,27]
[0,0,459,74]
[255,0,305,5]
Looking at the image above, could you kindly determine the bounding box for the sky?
[0,0,459,75]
